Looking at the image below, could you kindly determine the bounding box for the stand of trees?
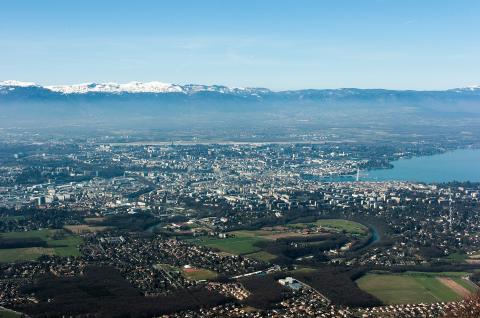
[290,266,382,308]
[239,274,291,309]
[17,266,230,317]
[0,237,47,249]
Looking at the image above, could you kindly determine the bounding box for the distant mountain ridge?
[1,80,479,96]
[0,80,271,95]
[1,80,479,130]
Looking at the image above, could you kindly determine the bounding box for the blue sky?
[1,0,479,90]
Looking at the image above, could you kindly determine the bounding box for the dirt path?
[437,277,471,298]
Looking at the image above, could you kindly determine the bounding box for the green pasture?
[356,272,475,304]
[288,219,368,235]
[0,229,82,263]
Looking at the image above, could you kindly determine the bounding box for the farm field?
[0,247,55,263]
[356,272,477,304]
[64,224,111,234]
[0,229,82,263]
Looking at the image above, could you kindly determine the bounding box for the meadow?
[356,271,478,304]
[189,231,266,255]
[64,224,111,234]
[0,229,82,263]
[188,219,368,261]
[288,219,368,235]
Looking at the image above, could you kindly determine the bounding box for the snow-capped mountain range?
[1,80,479,129]
[1,80,480,99]
[0,80,271,95]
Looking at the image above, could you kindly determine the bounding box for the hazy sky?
[1,0,479,90]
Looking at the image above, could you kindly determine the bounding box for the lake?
[364,148,480,183]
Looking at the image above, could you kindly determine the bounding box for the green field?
[188,228,308,255]
[190,232,265,255]
[245,250,277,262]
[0,307,22,318]
[289,219,368,235]
[450,275,480,293]
[188,219,367,257]
[182,268,218,281]
[189,230,279,255]
[445,252,468,263]
[0,229,82,263]
[356,272,474,304]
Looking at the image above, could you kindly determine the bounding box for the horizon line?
[1,79,479,93]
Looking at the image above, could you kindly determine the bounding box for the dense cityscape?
[1,130,480,317]
[2,1,480,317]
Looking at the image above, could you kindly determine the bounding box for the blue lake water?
[364,149,480,183]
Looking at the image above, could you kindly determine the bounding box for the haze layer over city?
[1,1,480,317]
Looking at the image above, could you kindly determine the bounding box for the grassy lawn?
[356,272,472,304]
[0,229,82,262]
[182,268,218,281]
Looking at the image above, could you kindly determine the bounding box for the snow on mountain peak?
[449,85,480,93]
[0,80,271,95]
[45,81,184,94]
[465,85,480,90]
[0,80,38,87]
